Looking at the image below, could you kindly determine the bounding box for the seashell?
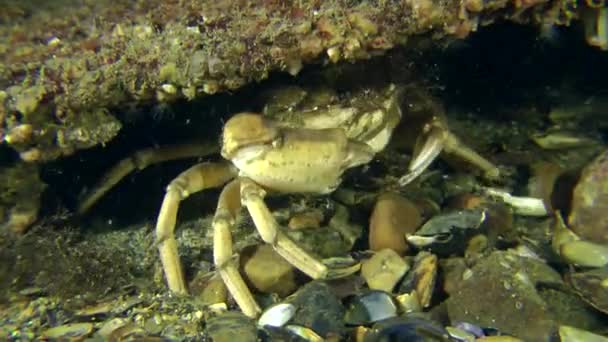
[344,290,398,325]
[75,301,114,317]
[531,131,598,150]
[97,318,129,338]
[258,303,296,328]
[476,336,524,341]
[407,209,486,256]
[365,316,449,342]
[482,187,548,217]
[285,325,324,342]
[559,325,608,342]
[452,321,485,338]
[560,240,608,268]
[395,291,422,314]
[397,251,437,308]
[43,323,93,339]
[446,326,476,342]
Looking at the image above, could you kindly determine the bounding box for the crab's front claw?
[398,117,500,187]
[398,117,448,186]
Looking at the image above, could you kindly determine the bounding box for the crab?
[78,84,499,317]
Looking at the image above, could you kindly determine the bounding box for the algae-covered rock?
[0,162,45,234]
[445,250,562,341]
[568,150,608,244]
[0,0,560,161]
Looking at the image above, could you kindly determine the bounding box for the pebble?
[369,192,422,255]
[288,210,324,230]
[361,248,410,293]
[241,244,297,297]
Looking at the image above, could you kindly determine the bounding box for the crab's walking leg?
[78,143,218,215]
[240,178,359,280]
[443,133,501,180]
[240,178,327,278]
[156,161,237,294]
[398,118,500,186]
[213,179,261,318]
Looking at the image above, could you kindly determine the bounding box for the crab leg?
[155,161,237,294]
[443,133,501,180]
[240,178,359,281]
[398,118,500,186]
[213,179,261,318]
[240,178,329,279]
[78,142,218,215]
[398,117,448,186]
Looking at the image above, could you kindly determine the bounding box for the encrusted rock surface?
[0,0,564,161]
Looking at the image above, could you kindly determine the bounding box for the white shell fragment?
[258,303,296,328]
[285,325,324,342]
[482,187,548,217]
[531,131,598,150]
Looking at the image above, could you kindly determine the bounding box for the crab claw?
[398,118,447,186]
[398,117,500,187]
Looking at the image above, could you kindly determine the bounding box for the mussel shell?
[258,303,296,328]
[407,209,487,256]
[344,290,398,326]
[364,316,449,342]
[397,252,438,308]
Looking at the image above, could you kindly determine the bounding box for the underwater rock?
[361,248,410,293]
[369,192,422,255]
[569,150,608,244]
[445,250,563,341]
[198,273,228,305]
[205,312,258,342]
[287,281,345,338]
[567,267,608,315]
[241,244,297,297]
[288,210,324,230]
[0,162,45,234]
[439,257,469,296]
[0,0,554,162]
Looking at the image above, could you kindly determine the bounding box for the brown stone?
[241,244,297,297]
[369,193,422,255]
[568,151,608,243]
